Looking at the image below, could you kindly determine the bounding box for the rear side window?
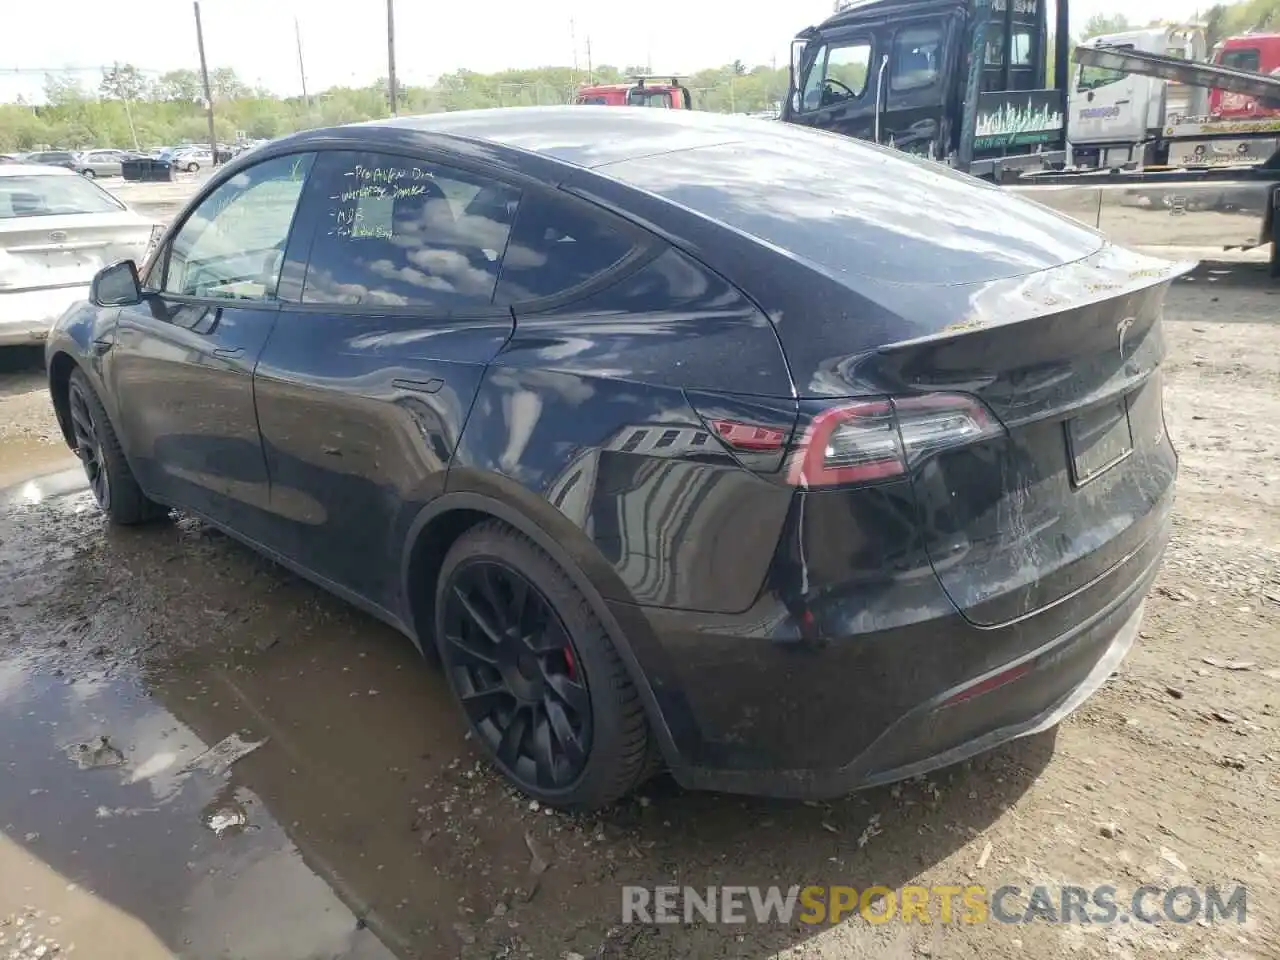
[495,192,639,303]
[300,151,521,311]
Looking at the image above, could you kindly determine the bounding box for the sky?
[0,0,1211,104]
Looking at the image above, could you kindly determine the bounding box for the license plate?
[31,251,100,284]
[1066,399,1133,486]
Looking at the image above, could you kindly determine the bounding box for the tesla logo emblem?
[48,230,67,243]
[1117,316,1135,356]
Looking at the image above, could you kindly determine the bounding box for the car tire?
[81,168,96,179]
[434,520,656,810]
[67,369,166,525]
[186,162,199,173]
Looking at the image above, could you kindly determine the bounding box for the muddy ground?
[1,249,1278,959]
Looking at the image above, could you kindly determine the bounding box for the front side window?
[1077,43,1133,91]
[801,40,872,111]
[495,191,639,303]
[162,152,314,300]
[0,174,124,219]
[300,152,521,311]
[1220,48,1261,72]
[891,26,943,91]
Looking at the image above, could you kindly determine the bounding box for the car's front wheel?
[80,168,96,179]
[435,521,656,810]
[67,369,166,525]
[186,161,199,173]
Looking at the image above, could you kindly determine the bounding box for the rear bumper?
[0,287,88,346]
[613,508,1169,800]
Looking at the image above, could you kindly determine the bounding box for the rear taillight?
[787,393,1003,489]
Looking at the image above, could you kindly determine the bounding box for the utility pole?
[386,0,399,116]
[586,37,593,85]
[193,1,218,165]
[122,95,140,151]
[295,17,310,113]
[571,17,578,84]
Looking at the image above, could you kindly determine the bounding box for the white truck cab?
[1069,25,1209,168]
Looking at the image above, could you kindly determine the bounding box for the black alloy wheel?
[440,559,593,791]
[65,368,165,525]
[68,377,110,509]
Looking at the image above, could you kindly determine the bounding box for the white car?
[1,164,158,346]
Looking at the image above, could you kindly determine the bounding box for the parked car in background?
[0,154,23,164]
[44,108,1180,810]
[26,151,80,170]
[170,146,214,172]
[76,149,137,179]
[1,163,157,346]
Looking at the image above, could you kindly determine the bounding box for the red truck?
[572,76,693,109]
[1210,33,1280,118]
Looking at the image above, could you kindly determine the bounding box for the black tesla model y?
[46,108,1182,809]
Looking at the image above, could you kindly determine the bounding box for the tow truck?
[781,0,1280,274]
[1212,32,1280,118]
[572,75,693,109]
[1068,25,1209,170]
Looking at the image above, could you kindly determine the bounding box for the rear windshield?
[602,134,1103,285]
[0,174,125,219]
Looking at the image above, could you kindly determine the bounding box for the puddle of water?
[0,654,396,960]
[0,435,79,490]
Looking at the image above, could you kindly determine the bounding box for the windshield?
[0,174,125,219]
[627,89,673,107]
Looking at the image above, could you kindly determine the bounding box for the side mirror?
[91,260,143,307]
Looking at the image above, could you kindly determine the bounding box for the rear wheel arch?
[399,490,681,765]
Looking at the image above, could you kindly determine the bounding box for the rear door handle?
[212,346,244,360]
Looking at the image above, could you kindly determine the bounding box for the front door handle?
[392,377,444,394]
[212,346,245,360]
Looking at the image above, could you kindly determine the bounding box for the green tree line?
[0,62,787,152]
[1081,0,1280,41]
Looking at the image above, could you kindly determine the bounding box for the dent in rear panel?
[915,374,1176,626]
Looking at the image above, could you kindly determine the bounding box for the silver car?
[76,149,133,179]
[1,164,157,346]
